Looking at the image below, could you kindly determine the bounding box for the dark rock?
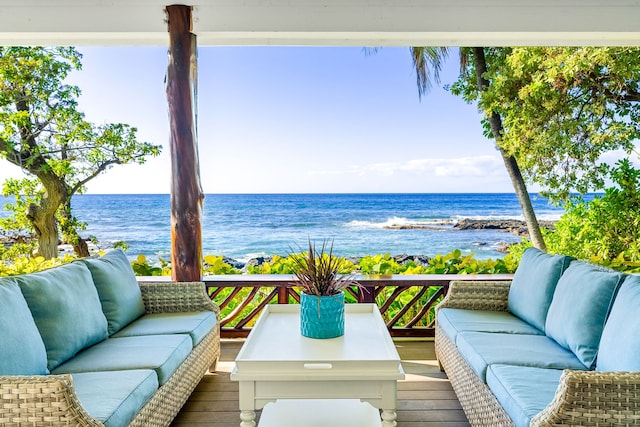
[393,254,430,266]
[495,242,512,253]
[223,257,245,269]
[384,222,449,230]
[393,254,412,264]
[1,232,36,249]
[453,219,556,237]
[245,256,272,267]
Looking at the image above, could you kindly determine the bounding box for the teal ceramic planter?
[300,292,345,339]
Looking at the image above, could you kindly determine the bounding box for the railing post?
[361,285,376,303]
[278,285,289,304]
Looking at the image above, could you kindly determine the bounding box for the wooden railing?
[202,274,513,338]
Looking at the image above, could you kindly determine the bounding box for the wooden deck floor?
[171,339,470,427]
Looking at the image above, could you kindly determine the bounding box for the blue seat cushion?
[0,277,49,375]
[545,262,624,369]
[487,364,562,427]
[72,369,158,427]
[16,262,109,370]
[112,311,217,346]
[52,334,192,385]
[437,308,543,343]
[597,274,640,371]
[456,331,586,382]
[507,248,572,332]
[80,249,146,335]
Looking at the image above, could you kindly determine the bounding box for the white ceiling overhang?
[0,0,639,47]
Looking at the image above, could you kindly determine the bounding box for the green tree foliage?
[475,47,640,201]
[0,47,161,259]
[543,159,640,268]
[0,178,42,245]
[423,47,547,250]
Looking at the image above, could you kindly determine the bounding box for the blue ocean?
[1,193,564,262]
[62,194,562,261]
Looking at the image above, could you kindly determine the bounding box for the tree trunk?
[166,5,204,281]
[60,200,90,258]
[26,185,63,260]
[25,203,58,259]
[472,47,547,251]
[72,237,90,258]
[25,174,70,259]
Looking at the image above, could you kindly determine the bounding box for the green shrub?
[519,159,640,273]
[358,253,407,275]
[250,249,517,275]
[130,254,169,276]
[203,255,241,275]
[423,249,518,274]
[0,254,76,276]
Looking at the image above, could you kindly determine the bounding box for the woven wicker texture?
[437,281,512,312]
[139,281,220,315]
[0,374,103,426]
[436,280,640,427]
[436,327,514,427]
[532,370,640,427]
[128,326,220,427]
[1,281,220,427]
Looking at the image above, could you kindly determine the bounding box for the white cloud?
[598,148,640,167]
[434,156,504,177]
[308,155,504,179]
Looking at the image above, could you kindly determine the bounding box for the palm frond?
[410,46,450,99]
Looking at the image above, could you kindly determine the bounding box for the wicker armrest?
[532,370,640,426]
[0,374,102,426]
[437,280,512,312]
[138,281,220,315]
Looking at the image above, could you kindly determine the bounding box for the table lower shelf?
[257,399,382,427]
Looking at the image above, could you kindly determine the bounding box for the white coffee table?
[230,304,405,427]
[258,399,382,427]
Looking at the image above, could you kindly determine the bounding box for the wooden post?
[166,5,203,281]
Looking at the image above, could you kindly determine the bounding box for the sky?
[0,46,519,194]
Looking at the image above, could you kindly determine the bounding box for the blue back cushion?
[17,262,109,370]
[597,274,640,371]
[545,262,623,369]
[508,248,572,331]
[81,249,145,335]
[0,277,49,375]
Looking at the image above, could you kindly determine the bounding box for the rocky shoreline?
[2,218,556,268]
[221,253,432,273]
[220,219,557,270]
[382,218,556,236]
[453,218,556,236]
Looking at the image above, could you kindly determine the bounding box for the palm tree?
[408,46,546,251]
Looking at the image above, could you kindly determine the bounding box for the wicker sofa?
[435,248,640,427]
[0,249,220,427]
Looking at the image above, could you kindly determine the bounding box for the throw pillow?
[81,249,146,335]
[0,277,49,375]
[545,261,624,369]
[507,247,572,331]
[17,262,108,370]
[596,273,640,371]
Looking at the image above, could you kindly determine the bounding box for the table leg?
[240,410,256,427]
[381,409,397,427]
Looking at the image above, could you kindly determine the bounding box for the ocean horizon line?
[72,192,601,197]
[1,193,572,262]
[77,191,524,196]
